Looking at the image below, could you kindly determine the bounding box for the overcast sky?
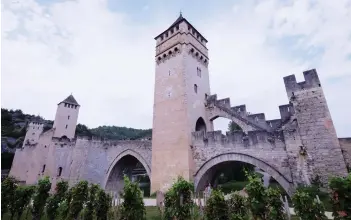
[1,0,351,137]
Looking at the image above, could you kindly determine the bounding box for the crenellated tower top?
[154,13,209,67]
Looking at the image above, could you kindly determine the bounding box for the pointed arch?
[195,117,207,132]
[194,153,294,196]
[103,149,151,189]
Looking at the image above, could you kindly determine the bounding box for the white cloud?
[1,0,350,137]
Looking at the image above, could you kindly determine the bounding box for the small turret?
[24,121,44,146]
[53,94,80,139]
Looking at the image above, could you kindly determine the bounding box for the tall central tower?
[151,14,212,192]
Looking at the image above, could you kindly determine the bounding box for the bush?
[13,185,36,220]
[119,175,146,220]
[32,176,52,220]
[292,187,327,220]
[205,189,228,220]
[68,180,88,220]
[95,188,112,220]
[245,171,267,220]
[266,187,286,220]
[46,180,69,220]
[85,184,99,220]
[2,177,18,219]
[164,176,194,220]
[329,173,351,219]
[227,192,248,220]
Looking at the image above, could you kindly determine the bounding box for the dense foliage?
[227,192,249,220]
[329,173,351,220]
[245,171,268,219]
[96,188,112,220]
[292,187,327,220]
[266,188,286,220]
[85,184,100,220]
[164,176,194,220]
[2,176,112,220]
[32,176,52,220]
[46,181,69,220]
[205,189,228,220]
[119,175,146,220]
[1,177,18,217]
[68,180,89,220]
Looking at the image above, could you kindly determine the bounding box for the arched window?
[57,167,63,177]
[194,84,198,93]
[42,164,46,173]
[195,117,207,132]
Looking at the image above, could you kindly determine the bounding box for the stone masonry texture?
[9,16,350,196]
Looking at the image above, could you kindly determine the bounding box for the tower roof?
[58,94,80,106]
[154,13,208,43]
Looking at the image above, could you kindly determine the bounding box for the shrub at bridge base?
[329,173,351,220]
[1,177,18,218]
[46,180,69,220]
[292,187,327,220]
[13,185,36,220]
[68,180,88,220]
[205,189,228,220]
[32,176,52,220]
[164,176,194,220]
[265,188,286,220]
[119,175,146,220]
[245,171,268,220]
[227,192,249,220]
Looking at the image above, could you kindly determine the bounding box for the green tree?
[1,177,18,218]
[227,192,249,220]
[228,121,242,133]
[205,189,228,220]
[329,173,351,220]
[245,171,267,220]
[32,176,52,220]
[46,180,69,220]
[68,180,89,220]
[292,187,327,220]
[95,188,112,220]
[85,184,99,220]
[12,185,36,220]
[266,187,286,220]
[164,176,194,220]
[119,175,146,220]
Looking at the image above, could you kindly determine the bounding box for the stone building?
[9,14,350,196]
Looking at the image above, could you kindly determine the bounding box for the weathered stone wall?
[284,70,348,185]
[191,130,294,195]
[10,131,152,191]
[339,138,351,171]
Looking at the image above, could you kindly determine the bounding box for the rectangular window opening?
[65,125,68,129]
[42,164,46,173]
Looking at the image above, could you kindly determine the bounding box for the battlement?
[279,104,295,120]
[191,130,283,148]
[284,69,321,98]
[28,121,44,130]
[231,105,247,117]
[205,94,296,132]
[216,98,231,108]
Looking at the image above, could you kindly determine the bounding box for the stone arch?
[103,149,151,189]
[195,117,207,132]
[209,114,254,134]
[194,153,294,196]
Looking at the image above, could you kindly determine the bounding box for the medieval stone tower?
[151,14,213,192]
[53,95,80,139]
